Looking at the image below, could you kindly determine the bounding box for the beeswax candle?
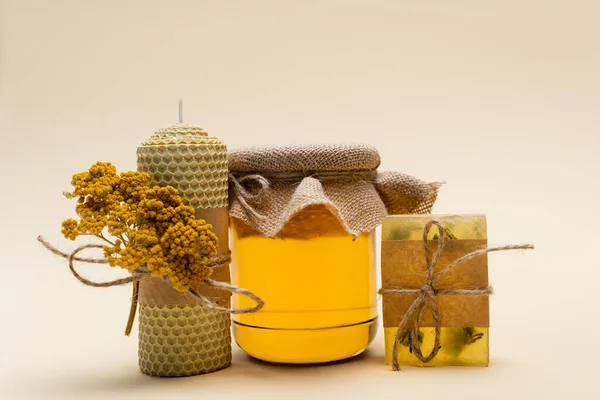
[136,114,231,376]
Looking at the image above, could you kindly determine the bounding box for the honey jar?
[228,144,441,363]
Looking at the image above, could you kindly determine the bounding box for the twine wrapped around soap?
[38,236,264,335]
[378,220,533,371]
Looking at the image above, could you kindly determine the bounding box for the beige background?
[1,1,599,399]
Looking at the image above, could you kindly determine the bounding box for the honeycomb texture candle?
[136,122,231,377]
[381,214,490,367]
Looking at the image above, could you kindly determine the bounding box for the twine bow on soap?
[37,236,264,336]
[378,220,533,371]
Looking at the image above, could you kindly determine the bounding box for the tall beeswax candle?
[136,122,231,377]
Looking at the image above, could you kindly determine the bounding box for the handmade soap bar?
[380,214,489,367]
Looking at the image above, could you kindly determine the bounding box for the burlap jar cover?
[228,143,442,237]
[136,123,233,377]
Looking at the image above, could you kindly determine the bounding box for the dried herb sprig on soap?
[398,328,424,354]
[433,226,457,240]
[462,327,484,345]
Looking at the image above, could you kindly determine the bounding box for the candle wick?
[178,98,183,123]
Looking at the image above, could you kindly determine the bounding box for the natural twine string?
[378,220,534,371]
[37,236,265,335]
[228,169,377,221]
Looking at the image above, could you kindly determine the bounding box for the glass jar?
[230,205,378,363]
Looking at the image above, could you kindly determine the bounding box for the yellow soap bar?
[381,214,489,367]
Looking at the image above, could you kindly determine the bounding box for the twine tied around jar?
[37,236,264,336]
[228,169,378,221]
[378,220,534,371]
[228,144,443,239]
[228,173,271,221]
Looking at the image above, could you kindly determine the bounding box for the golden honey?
[230,205,378,363]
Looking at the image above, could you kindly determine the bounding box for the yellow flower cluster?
[62,161,218,291]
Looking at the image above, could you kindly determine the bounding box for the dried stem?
[124,281,139,336]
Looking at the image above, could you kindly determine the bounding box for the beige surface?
[1,1,599,399]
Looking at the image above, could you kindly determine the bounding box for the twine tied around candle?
[37,236,264,336]
[378,220,534,371]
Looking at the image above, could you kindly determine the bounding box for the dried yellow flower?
[62,161,217,291]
